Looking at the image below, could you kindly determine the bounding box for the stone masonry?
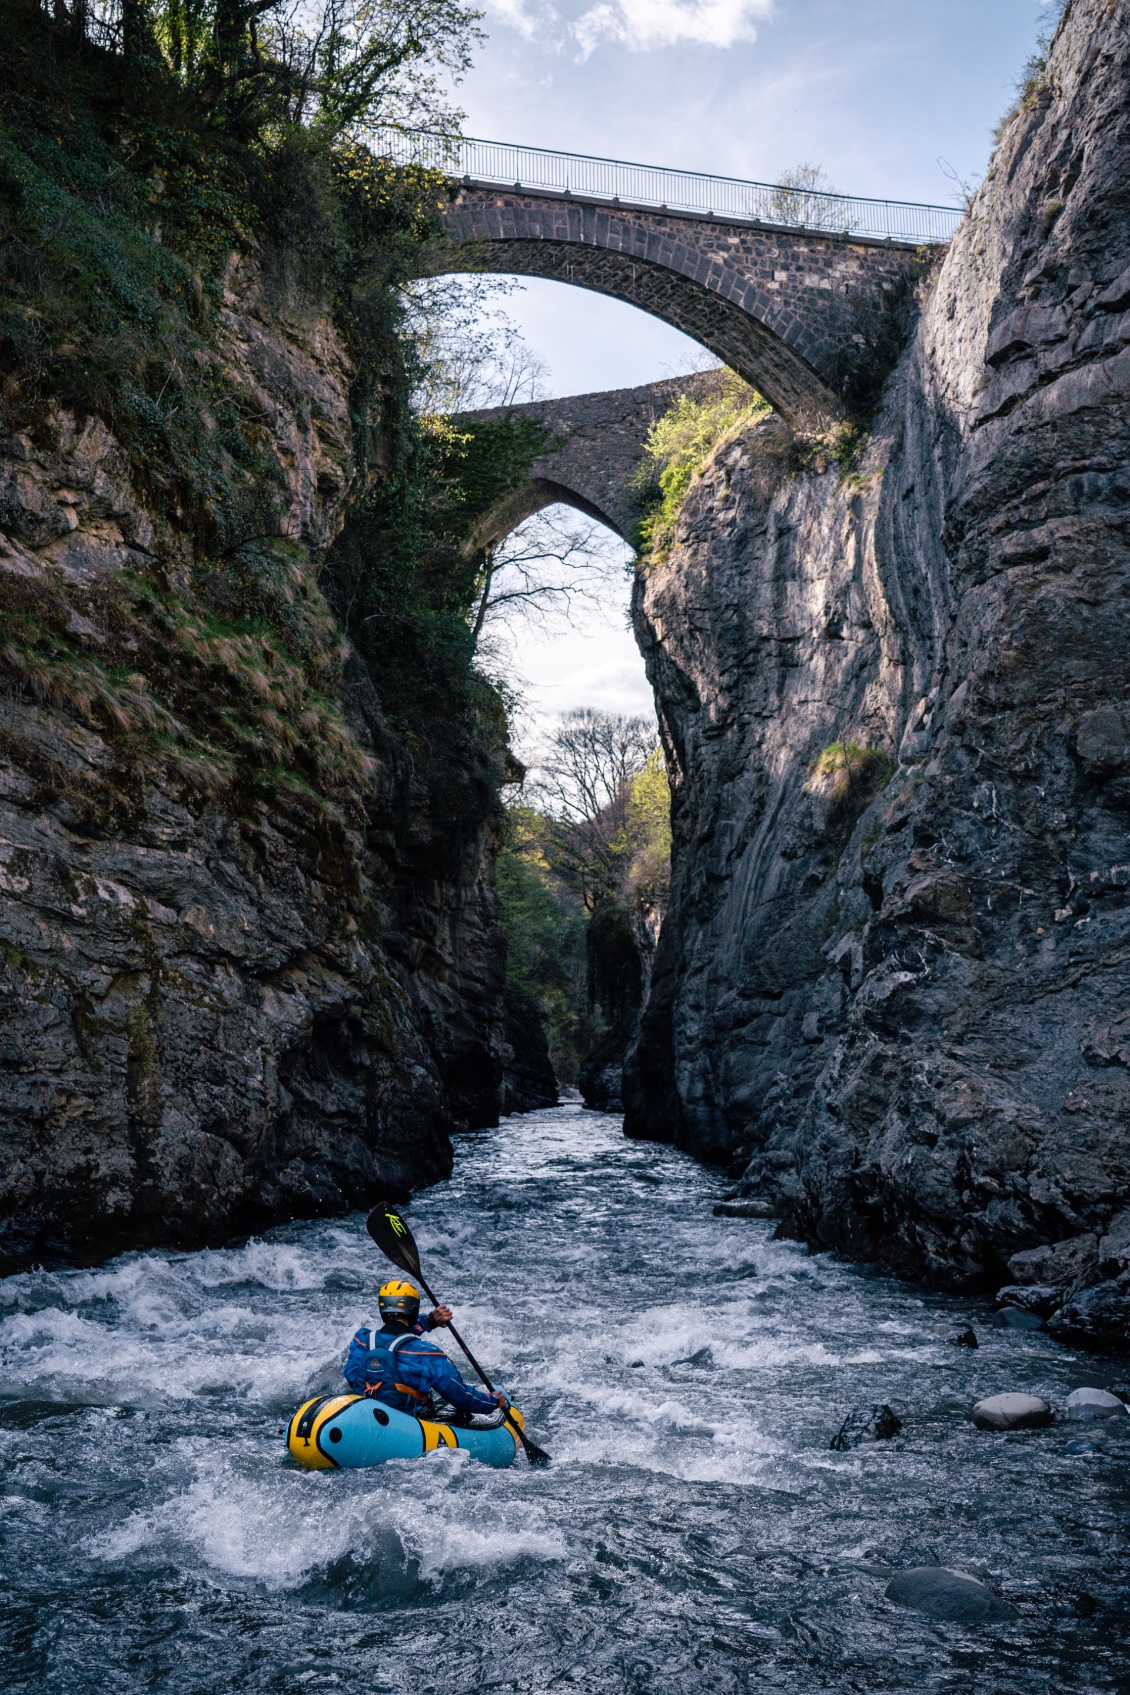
[438,191,921,429]
[456,372,716,549]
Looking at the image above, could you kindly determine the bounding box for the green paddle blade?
[366,1204,422,1278]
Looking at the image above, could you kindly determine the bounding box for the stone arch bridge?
[381,135,961,430]
[455,372,718,553]
[439,195,916,430]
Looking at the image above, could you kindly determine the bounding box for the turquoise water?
[2,1102,1128,1692]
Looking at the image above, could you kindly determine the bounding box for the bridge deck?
[367,129,962,248]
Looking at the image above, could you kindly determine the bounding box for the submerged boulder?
[885,1567,1017,1622]
[972,1394,1054,1431]
[935,1323,979,1348]
[830,1404,902,1450]
[992,1307,1044,1331]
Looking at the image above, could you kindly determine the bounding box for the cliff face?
[628,0,1130,1341]
[0,253,507,1273]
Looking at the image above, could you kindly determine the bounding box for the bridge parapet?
[370,130,961,247]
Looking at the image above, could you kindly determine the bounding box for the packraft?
[287,1393,523,1470]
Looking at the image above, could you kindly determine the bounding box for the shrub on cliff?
[804,739,893,838]
[631,370,768,559]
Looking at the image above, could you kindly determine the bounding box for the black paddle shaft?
[365,1204,550,1467]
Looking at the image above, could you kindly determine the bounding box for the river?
[2,1102,1128,1691]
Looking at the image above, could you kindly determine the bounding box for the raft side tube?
[287,1395,521,1470]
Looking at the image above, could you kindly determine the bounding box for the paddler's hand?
[491,1389,509,1409]
[430,1305,453,1327]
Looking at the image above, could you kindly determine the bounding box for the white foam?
[87,1451,567,1590]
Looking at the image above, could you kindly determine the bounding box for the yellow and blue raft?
[287,1395,524,1470]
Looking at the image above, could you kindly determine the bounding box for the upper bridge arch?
[435,190,924,430]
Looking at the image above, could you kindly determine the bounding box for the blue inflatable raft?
[287,1394,522,1470]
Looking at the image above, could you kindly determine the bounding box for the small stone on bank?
[992,1306,1045,1331]
[885,1567,1017,1622]
[830,1403,902,1450]
[1065,1386,1129,1421]
[972,1393,1054,1431]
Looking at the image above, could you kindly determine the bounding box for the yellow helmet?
[378,1279,420,1325]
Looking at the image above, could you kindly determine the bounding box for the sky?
[446,0,1061,749]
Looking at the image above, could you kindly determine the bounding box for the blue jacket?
[343,1316,499,1417]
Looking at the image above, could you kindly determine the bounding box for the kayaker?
[343,1278,508,1422]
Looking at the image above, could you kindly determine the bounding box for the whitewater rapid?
[2,1103,1128,1692]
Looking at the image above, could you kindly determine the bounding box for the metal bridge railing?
[367,129,962,247]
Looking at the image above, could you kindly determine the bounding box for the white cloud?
[482,0,557,41]
[571,0,772,57]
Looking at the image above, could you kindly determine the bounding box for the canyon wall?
[0,253,508,1273]
[627,0,1130,1343]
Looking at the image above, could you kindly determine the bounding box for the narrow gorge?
[2,0,1129,1360]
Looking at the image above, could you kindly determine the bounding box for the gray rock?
[713,1199,777,1218]
[972,1394,1054,1432]
[620,0,1130,1353]
[1109,1382,1130,1404]
[1064,1387,1129,1421]
[1048,1270,1130,1348]
[992,1307,1045,1332]
[884,1567,1017,1623]
[830,1404,902,1450]
[1006,1235,1098,1289]
[993,1284,1061,1318]
[1063,1437,1099,1455]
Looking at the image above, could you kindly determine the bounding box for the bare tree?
[533,708,656,909]
[405,276,549,417]
[770,162,856,234]
[471,509,615,646]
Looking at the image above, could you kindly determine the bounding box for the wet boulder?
[712,1199,777,1218]
[993,1284,1061,1318]
[992,1306,1044,1331]
[830,1404,902,1450]
[1007,1234,1098,1287]
[1064,1437,1100,1456]
[885,1567,1017,1622]
[972,1393,1054,1431]
[934,1323,978,1348]
[1064,1387,1129,1421]
[1047,1269,1130,1348]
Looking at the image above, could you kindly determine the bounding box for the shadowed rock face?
[0,256,507,1273]
[626,0,1130,1329]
